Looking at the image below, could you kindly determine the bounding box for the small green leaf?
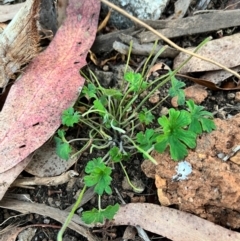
[138,108,155,125]
[101,88,123,99]
[186,99,216,134]
[93,99,106,115]
[61,107,80,127]
[84,158,112,195]
[82,83,97,99]
[109,146,122,162]
[155,109,197,160]
[168,73,186,106]
[136,129,157,152]
[124,72,148,92]
[57,129,65,138]
[82,204,120,224]
[54,136,71,160]
[109,146,129,162]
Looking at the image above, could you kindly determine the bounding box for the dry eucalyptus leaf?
[112,203,240,241]
[200,65,240,85]
[173,33,240,73]
[24,140,79,177]
[0,0,100,200]
[0,198,96,241]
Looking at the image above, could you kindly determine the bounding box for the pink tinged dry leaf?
[113,203,240,241]
[0,0,100,197]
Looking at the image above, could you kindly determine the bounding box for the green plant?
[155,109,197,161]
[56,41,216,239]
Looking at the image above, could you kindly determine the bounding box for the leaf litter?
[0,0,100,199]
[1,0,240,240]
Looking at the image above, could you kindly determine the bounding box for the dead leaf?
[0,3,24,22]
[0,226,25,241]
[0,0,100,200]
[112,203,240,241]
[173,33,240,73]
[177,73,240,90]
[97,8,112,32]
[200,65,240,85]
[0,198,97,241]
[0,158,32,201]
[169,0,191,19]
[146,62,170,78]
[24,140,79,177]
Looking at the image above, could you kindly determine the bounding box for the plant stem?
[119,161,143,192]
[70,139,93,159]
[124,40,133,74]
[98,195,102,211]
[135,74,171,113]
[57,185,87,241]
[90,141,114,153]
[122,135,157,165]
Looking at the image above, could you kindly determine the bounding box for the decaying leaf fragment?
[112,203,240,241]
[0,0,56,90]
[0,0,100,200]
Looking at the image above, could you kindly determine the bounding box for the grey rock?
[102,0,169,29]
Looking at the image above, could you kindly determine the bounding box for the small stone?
[184,85,208,104]
[227,93,235,99]
[55,200,61,207]
[235,92,240,102]
[171,97,178,108]
[102,65,109,71]
[149,90,160,104]
[47,197,55,207]
[43,218,50,224]
[102,0,169,29]
[94,70,113,87]
[160,107,169,116]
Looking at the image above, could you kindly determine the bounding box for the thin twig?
[101,0,240,80]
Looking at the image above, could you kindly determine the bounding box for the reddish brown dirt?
[142,113,240,228]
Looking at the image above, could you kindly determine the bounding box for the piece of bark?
[91,27,136,54]
[137,10,240,43]
[0,0,42,89]
[0,3,25,22]
[0,0,57,90]
[113,34,179,58]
